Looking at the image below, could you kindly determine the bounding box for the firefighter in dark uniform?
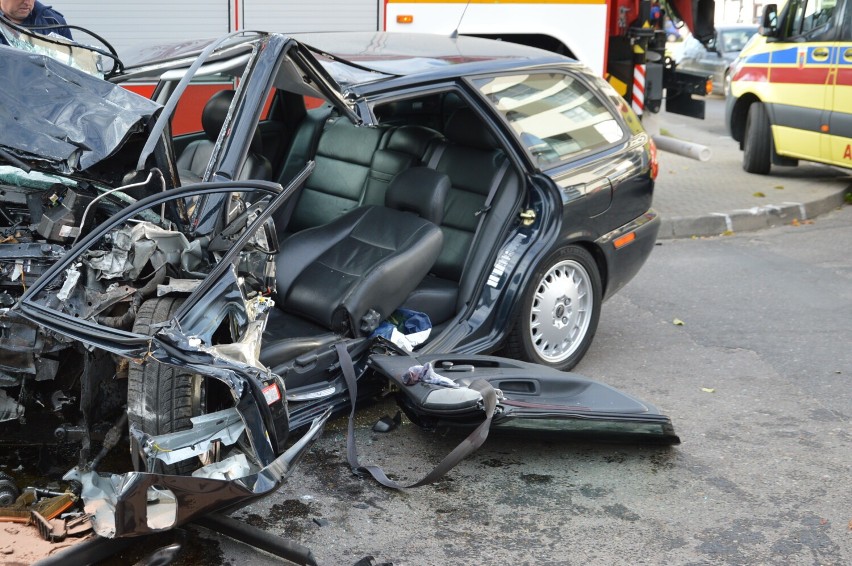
[0,0,72,45]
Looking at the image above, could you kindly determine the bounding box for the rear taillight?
[648,137,659,180]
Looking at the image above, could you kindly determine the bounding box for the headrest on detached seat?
[201,89,263,153]
[444,107,498,150]
[385,167,451,225]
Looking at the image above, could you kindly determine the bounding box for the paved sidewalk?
[650,96,852,238]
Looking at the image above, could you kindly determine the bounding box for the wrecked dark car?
[0,28,674,542]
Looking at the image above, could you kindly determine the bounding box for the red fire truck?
[58,0,715,119]
[384,0,716,119]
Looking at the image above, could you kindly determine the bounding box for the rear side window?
[473,73,624,168]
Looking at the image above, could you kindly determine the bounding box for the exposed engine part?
[0,471,19,505]
[50,390,76,412]
[54,424,87,443]
[35,183,98,242]
[0,242,67,293]
[90,413,127,471]
[0,388,24,422]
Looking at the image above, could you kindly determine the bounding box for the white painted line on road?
[711,212,733,232]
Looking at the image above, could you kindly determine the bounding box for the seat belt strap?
[335,342,497,490]
[425,143,447,169]
[475,158,510,218]
[458,157,510,285]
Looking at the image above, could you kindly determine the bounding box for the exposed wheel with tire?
[743,102,772,174]
[128,296,210,475]
[506,246,602,371]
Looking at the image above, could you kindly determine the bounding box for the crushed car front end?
[1,37,333,537]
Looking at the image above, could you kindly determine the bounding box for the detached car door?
[370,353,680,444]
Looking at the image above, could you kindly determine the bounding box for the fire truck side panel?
[385,0,609,76]
[57,0,379,57]
[245,0,379,33]
[58,0,231,56]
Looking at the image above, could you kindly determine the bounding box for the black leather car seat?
[176,90,272,181]
[283,116,390,234]
[277,116,444,237]
[269,166,450,341]
[404,107,521,326]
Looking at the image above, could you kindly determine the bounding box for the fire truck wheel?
[743,102,771,174]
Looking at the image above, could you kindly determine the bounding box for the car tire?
[128,296,207,475]
[506,246,602,371]
[743,102,772,174]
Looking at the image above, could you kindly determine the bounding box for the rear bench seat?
[403,107,522,326]
[276,112,443,234]
[274,105,522,329]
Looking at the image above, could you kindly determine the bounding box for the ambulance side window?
[785,0,837,40]
[842,0,852,40]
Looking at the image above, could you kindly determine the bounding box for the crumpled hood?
[0,46,161,173]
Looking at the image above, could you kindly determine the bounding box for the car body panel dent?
[66,407,329,538]
[0,47,160,174]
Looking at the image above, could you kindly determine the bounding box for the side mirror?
[760,4,779,37]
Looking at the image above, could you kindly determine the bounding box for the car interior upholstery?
[259,167,448,370]
[177,90,273,182]
[192,89,524,356]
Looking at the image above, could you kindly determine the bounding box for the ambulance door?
[769,0,838,162]
[829,0,852,167]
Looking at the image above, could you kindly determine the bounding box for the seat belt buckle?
[474,205,491,217]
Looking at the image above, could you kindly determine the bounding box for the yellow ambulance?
[725,0,852,174]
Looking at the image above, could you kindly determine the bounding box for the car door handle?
[811,47,830,61]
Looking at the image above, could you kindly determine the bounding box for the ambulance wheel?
[743,102,771,174]
[506,246,602,371]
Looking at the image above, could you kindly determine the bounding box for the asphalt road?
[195,205,851,565]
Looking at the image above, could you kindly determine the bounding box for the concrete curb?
[657,184,852,239]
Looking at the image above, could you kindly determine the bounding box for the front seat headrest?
[201,90,236,141]
[200,89,263,154]
[385,167,450,225]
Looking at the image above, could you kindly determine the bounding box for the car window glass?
[720,29,756,54]
[474,73,624,167]
[785,0,837,38]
